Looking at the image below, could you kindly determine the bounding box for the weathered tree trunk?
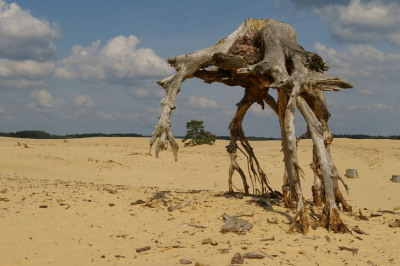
[227,85,274,196]
[150,18,353,233]
[297,96,349,232]
[304,89,352,212]
[311,147,324,207]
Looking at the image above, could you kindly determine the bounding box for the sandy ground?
[0,136,399,265]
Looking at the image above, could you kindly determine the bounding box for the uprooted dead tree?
[149,18,353,234]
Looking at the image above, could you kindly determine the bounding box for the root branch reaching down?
[149,18,353,233]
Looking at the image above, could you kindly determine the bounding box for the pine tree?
[182,120,216,147]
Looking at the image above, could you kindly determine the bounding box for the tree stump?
[345,169,358,179]
[391,175,400,182]
[149,18,353,233]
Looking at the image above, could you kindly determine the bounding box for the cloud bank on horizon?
[0,0,399,137]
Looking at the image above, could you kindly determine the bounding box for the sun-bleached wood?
[150,18,353,233]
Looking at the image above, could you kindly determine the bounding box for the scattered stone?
[243,252,265,259]
[101,255,105,258]
[136,246,151,253]
[0,189,7,194]
[260,236,275,241]
[231,253,244,264]
[189,223,207,229]
[211,241,218,246]
[131,199,145,205]
[325,235,331,243]
[115,255,125,259]
[180,259,192,264]
[168,200,191,212]
[267,218,278,224]
[194,262,210,266]
[367,260,377,266]
[389,219,400,228]
[221,214,252,234]
[345,169,358,178]
[246,198,271,206]
[378,210,399,215]
[311,223,318,230]
[217,247,232,253]
[234,213,254,218]
[352,226,368,235]
[109,203,115,207]
[104,188,117,194]
[359,209,369,221]
[116,234,129,239]
[39,205,48,208]
[202,238,212,245]
[0,197,9,202]
[391,175,400,182]
[302,235,320,240]
[339,246,359,255]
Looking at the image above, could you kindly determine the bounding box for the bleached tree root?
[320,203,350,233]
[150,18,354,234]
[227,86,272,195]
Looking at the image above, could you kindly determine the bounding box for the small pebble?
[231,253,244,264]
[180,259,192,264]
[136,246,151,253]
[202,238,212,245]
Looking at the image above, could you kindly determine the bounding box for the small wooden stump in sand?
[346,169,358,179]
[391,175,400,182]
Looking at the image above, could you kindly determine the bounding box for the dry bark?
[150,18,353,233]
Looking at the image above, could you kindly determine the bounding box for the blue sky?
[0,0,399,137]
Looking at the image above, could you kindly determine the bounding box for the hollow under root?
[320,203,350,233]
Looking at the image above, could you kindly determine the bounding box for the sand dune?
[0,137,399,265]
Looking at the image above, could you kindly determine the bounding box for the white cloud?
[0,0,61,62]
[55,35,174,85]
[250,104,273,118]
[314,42,400,83]
[0,1,60,89]
[187,96,219,109]
[29,90,63,110]
[97,111,124,121]
[372,103,393,110]
[347,103,393,111]
[73,94,95,108]
[133,87,165,98]
[316,0,400,45]
[0,104,5,113]
[0,58,54,79]
[143,106,162,114]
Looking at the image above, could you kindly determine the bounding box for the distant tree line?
[0,130,143,139]
[216,136,278,141]
[0,130,399,140]
[333,134,400,140]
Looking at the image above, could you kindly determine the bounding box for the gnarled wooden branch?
[150,18,354,234]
